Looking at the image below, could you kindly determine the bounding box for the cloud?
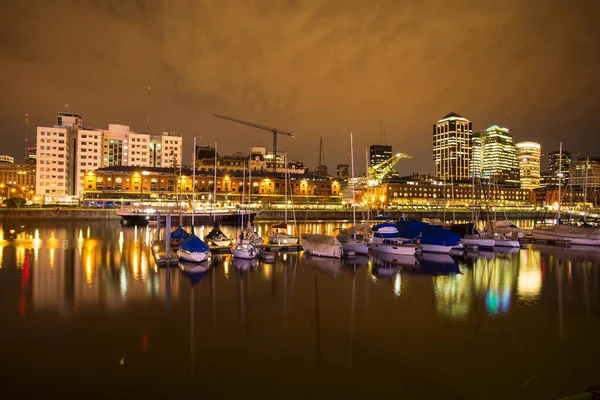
[0,0,598,172]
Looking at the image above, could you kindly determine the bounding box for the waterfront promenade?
[0,207,545,221]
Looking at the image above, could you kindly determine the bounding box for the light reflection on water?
[0,220,599,399]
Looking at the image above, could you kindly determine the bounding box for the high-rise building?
[516,142,541,189]
[470,132,483,177]
[570,157,600,188]
[433,112,472,181]
[369,144,392,167]
[336,164,350,180]
[480,125,520,185]
[315,165,328,177]
[548,149,572,183]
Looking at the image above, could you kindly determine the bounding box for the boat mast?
[240,161,246,236]
[213,141,217,222]
[284,152,288,225]
[350,130,356,239]
[584,156,589,223]
[557,142,562,223]
[192,136,196,227]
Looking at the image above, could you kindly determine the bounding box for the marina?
[1,219,599,399]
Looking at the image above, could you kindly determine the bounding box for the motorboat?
[268,223,299,245]
[176,233,211,263]
[371,221,400,244]
[397,219,461,254]
[301,234,343,258]
[368,240,417,256]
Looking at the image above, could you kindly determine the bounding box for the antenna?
[146,86,151,134]
[24,113,29,163]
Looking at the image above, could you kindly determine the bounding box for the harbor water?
[0,220,599,399]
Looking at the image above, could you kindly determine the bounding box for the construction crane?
[212,114,294,172]
[368,153,412,187]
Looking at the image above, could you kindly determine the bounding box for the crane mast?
[213,114,293,172]
[368,153,412,186]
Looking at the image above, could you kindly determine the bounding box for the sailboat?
[176,136,211,263]
[336,131,369,255]
[533,147,600,246]
[268,153,299,245]
[231,161,259,259]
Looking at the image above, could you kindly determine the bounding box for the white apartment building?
[36,126,73,199]
[151,133,183,168]
[37,114,183,200]
[75,128,103,196]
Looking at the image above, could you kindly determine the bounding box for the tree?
[2,197,26,208]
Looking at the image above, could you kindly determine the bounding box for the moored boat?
[268,223,299,244]
[176,233,211,263]
[368,240,417,256]
[301,234,343,258]
[231,239,258,260]
[170,226,190,248]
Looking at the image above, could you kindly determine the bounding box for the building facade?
[480,126,520,185]
[548,149,572,183]
[369,144,392,167]
[516,142,541,190]
[570,157,600,188]
[0,155,15,164]
[336,164,350,180]
[81,167,341,206]
[470,132,483,178]
[433,111,472,182]
[0,162,36,199]
[36,114,184,199]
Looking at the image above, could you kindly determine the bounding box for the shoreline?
[0,208,543,221]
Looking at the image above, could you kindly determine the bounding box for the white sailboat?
[231,161,258,259]
[176,136,211,263]
[337,130,369,255]
[268,154,299,245]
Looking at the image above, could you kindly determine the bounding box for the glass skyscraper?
[433,112,472,181]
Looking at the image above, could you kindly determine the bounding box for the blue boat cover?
[396,220,461,246]
[171,226,190,240]
[373,222,400,239]
[179,233,210,252]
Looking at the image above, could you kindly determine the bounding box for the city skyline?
[1,0,599,174]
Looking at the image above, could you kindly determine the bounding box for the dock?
[256,244,303,252]
[151,240,179,264]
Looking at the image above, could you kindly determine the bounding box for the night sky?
[1,0,598,174]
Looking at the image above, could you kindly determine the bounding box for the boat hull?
[176,249,210,263]
[494,239,520,248]
[369,242,417,256]
[421,244,455,254]
[533,225,600,246]
[461,237,495,248]
[341,240,369,255]
[269,235,299,245]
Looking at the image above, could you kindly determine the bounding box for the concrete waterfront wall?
[255,209,541,221]
[0,209,121,221]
